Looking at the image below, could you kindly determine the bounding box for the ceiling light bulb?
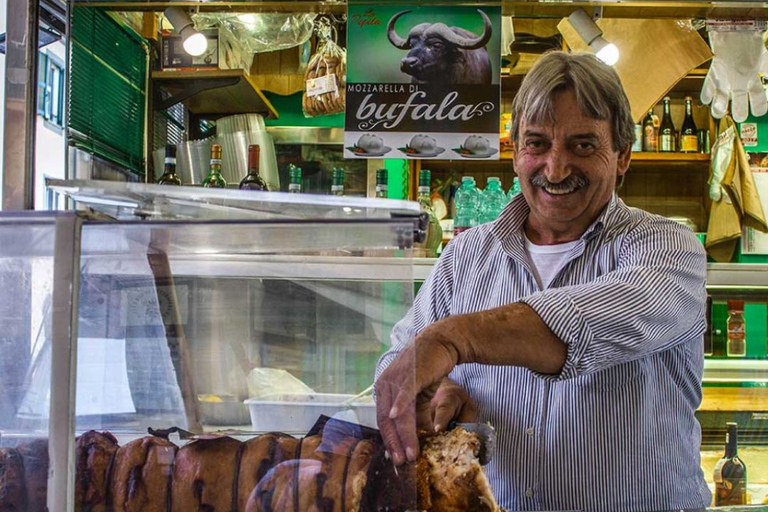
[183,32,208,56]
[596,43,619,66]
[591,36,619,66]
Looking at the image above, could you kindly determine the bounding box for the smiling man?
[374,52,710,512]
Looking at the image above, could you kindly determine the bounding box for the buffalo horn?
[386,10,412,49]
[436,9,492,50]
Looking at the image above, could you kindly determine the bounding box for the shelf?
[707,264,768,289]
[631,152,710,163]
[151,69,278,118]
[704,359,768,385]
[501,1,768,19]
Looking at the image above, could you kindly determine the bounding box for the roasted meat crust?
[0,447,26,511]
[236,433,297,512]
[75,430,119,512]
[16,439,49,512]
[171,435,241,512]
[110,436,177,512]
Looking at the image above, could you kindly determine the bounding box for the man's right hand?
[420,378,477,432]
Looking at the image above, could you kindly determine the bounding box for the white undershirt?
[523,235,580,289]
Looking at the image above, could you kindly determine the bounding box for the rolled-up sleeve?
[374,241,456,381]
[520,218,707,380]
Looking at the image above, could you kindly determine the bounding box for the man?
[375,51,711,512]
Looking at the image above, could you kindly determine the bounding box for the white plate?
[347,146,392,157]
[454,147,499,159]
[401,147,445,158]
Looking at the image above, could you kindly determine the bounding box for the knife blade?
[448,421,496,465]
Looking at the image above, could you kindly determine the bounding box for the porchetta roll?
[75,430,119,512]
[110,436,177,511]
[171,435,240,511]
[16,439,49,512]
[236,433,298,512]
[0,447,26,511]
[417,427,500,512]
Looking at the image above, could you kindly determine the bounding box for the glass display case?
[0,189,425,511]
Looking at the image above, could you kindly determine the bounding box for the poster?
[345,5,502,160]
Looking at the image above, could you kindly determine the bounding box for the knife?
[448,421,497,465]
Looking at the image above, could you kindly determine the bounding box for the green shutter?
[69,8,147,176]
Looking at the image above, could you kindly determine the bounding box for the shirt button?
[525,488,535,498]
[525,427,535,436]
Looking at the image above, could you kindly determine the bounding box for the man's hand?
[375,323,461,466]
[375,303,565,466]
[426,378,478,432]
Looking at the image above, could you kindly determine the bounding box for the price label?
[306,74,338,98]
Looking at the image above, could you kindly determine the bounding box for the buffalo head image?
[387,9,493,85]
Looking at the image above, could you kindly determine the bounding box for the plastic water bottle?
[454,177,480,236]
[508,177,522,202]
[479,177,507,223]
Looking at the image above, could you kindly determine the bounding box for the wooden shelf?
[630,152,710,165]
[151,69,279,118]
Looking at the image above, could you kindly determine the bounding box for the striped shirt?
[377,193,711,512]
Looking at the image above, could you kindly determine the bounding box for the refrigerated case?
[0,189,422,510]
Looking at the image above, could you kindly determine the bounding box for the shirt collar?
[491,192,620,245]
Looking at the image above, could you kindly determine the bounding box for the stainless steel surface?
[2,0,39,210]
[267,126,344,146]
[48,213,82,512]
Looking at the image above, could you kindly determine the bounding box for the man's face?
[514,89,631,244]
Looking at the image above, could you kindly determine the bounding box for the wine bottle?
[239,144,268,191]
[157,145,182,185]
[659,97,676,153]
[680,96,698,153]
[642,109,658,152]
[714,422,748,506]
[202,144,227,188]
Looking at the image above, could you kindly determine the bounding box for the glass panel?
[73,217,417,509]
[36,52,47,116]
[0,213,61,511]
[45,178,420,221]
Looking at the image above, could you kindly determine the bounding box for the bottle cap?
[488,177,500,183]
[289,166,302,181]
[419,169,431,187]
[685,96,692,101]
[211,144,222,160]
[663,96,671,101]
[332,167,345,184]
[248,144,260,164]
[376,168,388,183]
[165,145,176,158]
[727,299,744,311]
[462,176,476,183]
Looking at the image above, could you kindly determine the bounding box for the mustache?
[530,174,589,191]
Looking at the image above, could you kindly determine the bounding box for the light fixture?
[164,7,208,57]
[567,9,620,66]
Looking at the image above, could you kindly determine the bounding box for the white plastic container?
[244,393,377,433]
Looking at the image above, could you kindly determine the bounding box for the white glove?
[709,124,735,203]
[701,28,768,123]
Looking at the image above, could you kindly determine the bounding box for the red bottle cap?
[248,145,260,167]
[727,300,744,312]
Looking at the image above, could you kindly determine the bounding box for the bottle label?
[289,184,301,192]
[418,186,430,194]
[376,185,388,192]
[164,157,176,165]
[332,185,344,192]
[210,159,222,166]
[643,126,658,151]
[660,135,675,152]
[681,135,698,152]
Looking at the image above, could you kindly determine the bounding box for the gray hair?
[512,51,635,152]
